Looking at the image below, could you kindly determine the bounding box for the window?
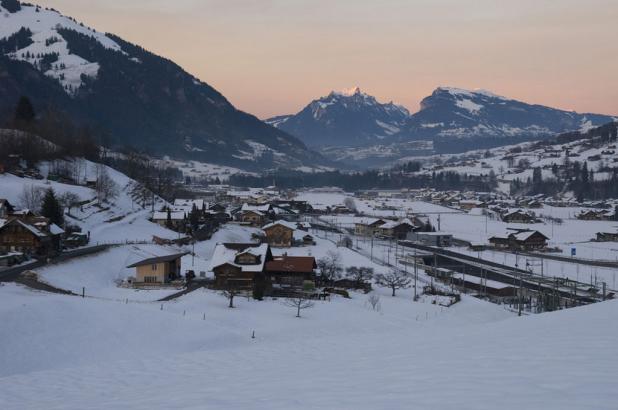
[144,276,158,283]
[152,264,158,271]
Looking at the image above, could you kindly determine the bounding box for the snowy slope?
[0,2,122,93]
[403,86,615,143]
[0,281,616,409]
[0,158,176,243]
[0,2,328,171]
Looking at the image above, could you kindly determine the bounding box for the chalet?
[262,221,297,248]
[331,205,352,214]
[354,218,386,236]
[596,232,618,242]
[459,200,486,210]
[577,210,610,221]
[264,255,317,294]
[0,218,64,257]
[489,230,548,251]
[376,219,415,240]
[152,210,185,229]
[173,198,205,212]
[501,210,537,224]
[238,210,266,227]
[210,243,272,290]
[127,252,188,285]
[302,234,316,246]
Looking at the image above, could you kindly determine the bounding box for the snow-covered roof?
[512,230,546,241]
[356,218,385,226]
[49,223,65,235]
[173,199,205,209]
[241,203,271,212]
[209,243,270,273]
[262,220,297,231]
[152,211,185,220]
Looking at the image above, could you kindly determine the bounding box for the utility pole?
[414,247,418,300]
[518,274,523,316]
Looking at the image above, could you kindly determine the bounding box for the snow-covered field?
[1,281,617,409]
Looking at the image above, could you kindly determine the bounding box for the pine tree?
[41,188,64,226]
[13,96,35,124]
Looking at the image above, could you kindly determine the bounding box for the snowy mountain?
[0,1,327,171]
[294,86,616,167]
[266,87,410,147]
[400,87,615,150]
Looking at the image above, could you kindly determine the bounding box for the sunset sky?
[36,0,618,119]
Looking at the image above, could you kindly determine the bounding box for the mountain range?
[267,86,616,167]
[0,1,328,171]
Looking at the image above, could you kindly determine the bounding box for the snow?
[438,86,508,101]
[1,279,617,409]
[455,98,484,114]
[0,3,123,94]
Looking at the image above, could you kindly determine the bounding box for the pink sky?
[37,0,618,119]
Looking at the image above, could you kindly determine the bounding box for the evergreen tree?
[189,203,200,229]
[13,96,36,125]
[41,188,64,226]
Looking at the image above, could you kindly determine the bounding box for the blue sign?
[571,248,576,256]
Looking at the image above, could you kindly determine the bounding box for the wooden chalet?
[265,255,317,294]
[210,243,272,290]
[489,230,548,251]
[0,217,64,257]
[501,210,537,224]
[262,221,297,248]
[354,218,386,237]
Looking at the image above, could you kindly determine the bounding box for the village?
[2,168,617,315]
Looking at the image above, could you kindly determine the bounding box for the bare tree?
[316,251,343,285]
[283,295,315,318]
[222,286,241,308]
[346,266,374,288]
[95,164,119,203]
[366,294,382,312]
[375,270,411,297]
[59,191,81,215]
[343,197,357,213]
[19,185,45,211]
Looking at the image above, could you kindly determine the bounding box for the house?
[501,210,537,224]
[210,243,272,290]
[489,230,548,251]
[262,221,297,247]
[376,219,415,240]
[0,217,64,257]
[264,255,317,294]
[127,252,188,285]
[296,221,312,231]
[152,210,185,229]
[238,209,266,227]
[596,232,618,242]
[459,200,486,210]
[354,218,386,236]
[577,210,610,221]
[302,234,316,246]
